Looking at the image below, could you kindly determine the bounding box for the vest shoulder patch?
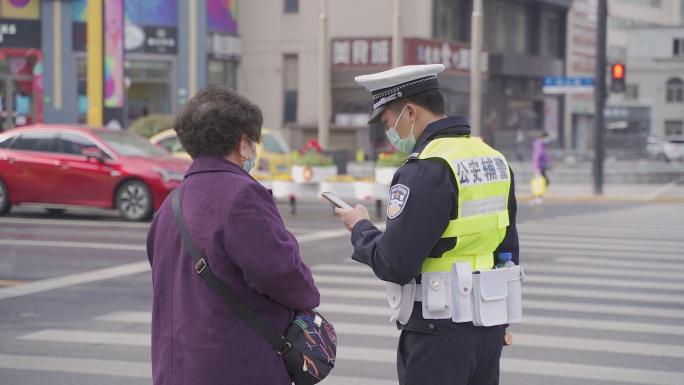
[387,184,410,219]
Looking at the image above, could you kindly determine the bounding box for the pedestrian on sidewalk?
[335,64,519,385]
[531,131,550,203]
[146,86,320,385]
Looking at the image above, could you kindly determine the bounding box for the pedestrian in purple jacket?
[146,86,320,385]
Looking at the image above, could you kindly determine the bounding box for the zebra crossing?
[2,203,684,384]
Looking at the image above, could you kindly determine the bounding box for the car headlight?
[154,167,185,183]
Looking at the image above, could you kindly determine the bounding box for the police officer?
[335,64,519,385]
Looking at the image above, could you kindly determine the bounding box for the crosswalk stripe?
[320,303,684,336]
[18,324,684,360]
[336,323,684,359]
[521,233,684,247]
[502,358,684,385]
[316,295,684,320]
[524,264,684,280]
[0,353,150,378]
[3,346,681,384]
[17,330,150,346]
[552,256,684,271]
[520,241,679,255]
[315,267,684,291]
[524,274,683,291]
[313,275,684,304]
[0,353,396,385]
[96,311,150,324]
[0,261,151,301]
[0,239,147,251]
[523,247,682,262]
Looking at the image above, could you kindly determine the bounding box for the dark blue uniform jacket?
[350,116,519,335]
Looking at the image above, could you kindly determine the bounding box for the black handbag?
[171,189,336,385]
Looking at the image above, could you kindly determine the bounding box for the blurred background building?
[0,0,240,131]
[239,0,571,157]
[1,0,683,158]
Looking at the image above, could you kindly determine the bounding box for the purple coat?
[147,156,320,385]
[532,138,548,172]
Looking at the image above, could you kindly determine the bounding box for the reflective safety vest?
[417,136,511,273]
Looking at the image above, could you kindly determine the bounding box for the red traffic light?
[611,63,625,80]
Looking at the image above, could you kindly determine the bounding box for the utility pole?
[86,0,103,126]
[318,0,331,149]
[594,0,608,195]
[392,0,402,66]
[469,0,483,136]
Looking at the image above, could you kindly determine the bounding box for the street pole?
[594,0,608,195]
[392,0,402,66]
[86,0,103,126]
[469,0,483,137]
[318,0,331,149]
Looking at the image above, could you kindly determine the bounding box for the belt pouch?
[421,272,452,319]
[505,265,524,323]
[472,268,508,326]
[450,263,474,323]
[384,279,416,325]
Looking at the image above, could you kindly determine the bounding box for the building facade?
[239,0,570,157]
[621,27,684,138]
[0,0,240,131]
[564,0,682,153]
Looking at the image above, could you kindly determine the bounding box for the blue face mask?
[385,105,416,153]
[241,140,257,173]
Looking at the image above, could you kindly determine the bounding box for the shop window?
[284,0,298,13]
[625,85,639,100]
[666,78,683,103]
[665,120,683,136]
[283,54,298,124]
[674,38,684,56]
[12,132,56,153]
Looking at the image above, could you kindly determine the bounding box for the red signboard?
[403,38,488,76]
[331,37,488,76]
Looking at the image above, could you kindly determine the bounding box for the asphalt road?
[0,199,683,385]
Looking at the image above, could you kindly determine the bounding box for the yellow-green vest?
[418,137,511,273]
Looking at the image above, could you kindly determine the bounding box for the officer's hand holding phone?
[321,192,370,231]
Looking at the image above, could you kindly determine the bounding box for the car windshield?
[262,133,290,154]
[96,130,169,157]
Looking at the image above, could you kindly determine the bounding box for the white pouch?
[384,279,416,325]
[421,272,452,319]
[505,265,524,323]
[472,268,508,327]
[450,263,474,323]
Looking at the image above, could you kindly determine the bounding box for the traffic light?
[610,63,626,93]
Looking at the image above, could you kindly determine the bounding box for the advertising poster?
[207,0,237,34]
[104,0,124,108]
[0,0,40,20]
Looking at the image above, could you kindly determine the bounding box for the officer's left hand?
[335,204,370,232]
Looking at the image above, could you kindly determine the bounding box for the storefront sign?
[0,19,40,48]
[331,37,487,76]
[124,25,177,54]
[404,38,488,76]
[331,38,392,68]
[207,33,241,59]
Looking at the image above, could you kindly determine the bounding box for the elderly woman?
[146,86,320,385]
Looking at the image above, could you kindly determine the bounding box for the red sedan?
[0,125,191,221]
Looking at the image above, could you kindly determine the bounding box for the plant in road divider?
[293,149,334,167]
[376,151,406,167]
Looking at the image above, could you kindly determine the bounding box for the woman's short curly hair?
[174,86,263,158]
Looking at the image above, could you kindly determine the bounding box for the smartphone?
[320,191,353,210]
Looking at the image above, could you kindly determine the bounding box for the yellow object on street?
[531,175,547,197]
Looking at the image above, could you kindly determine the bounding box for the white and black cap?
[355,64,446,124]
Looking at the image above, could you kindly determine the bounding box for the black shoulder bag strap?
[170,189,295,358]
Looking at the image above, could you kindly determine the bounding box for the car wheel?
[0,179,10,216]
[116,180,153,221]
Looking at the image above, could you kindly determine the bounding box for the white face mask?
[385,105,416,153]
[240,139,257,173]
